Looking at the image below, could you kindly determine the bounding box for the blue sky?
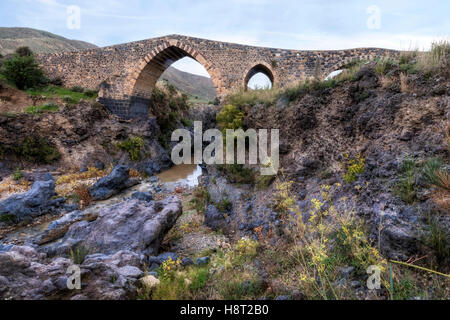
[1,0,448,83]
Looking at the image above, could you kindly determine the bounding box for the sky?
[1,0,448,86]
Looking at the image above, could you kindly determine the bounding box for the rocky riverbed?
[0,59,449,300]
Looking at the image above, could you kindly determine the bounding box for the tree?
[15,46,33,57]
[0,54,45,90]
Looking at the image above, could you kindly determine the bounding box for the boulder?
[141,275,160,289]
[45,196,182,257]
[148,252,179,265]
[144,161,161,176]
[204,204,225,231]
[181,257,194,266]
[34,210,97,245]
[94,160,105,170]
[195,256,210,265]
[0,175,61,223]
[88,165,139,200]
[0,246,146,300]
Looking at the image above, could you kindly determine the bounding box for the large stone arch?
[242,62,276,90]
[99,39,223,118]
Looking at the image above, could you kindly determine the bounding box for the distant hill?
[159,67,216,102]
[0,27,97,55]
[0,27,216,101]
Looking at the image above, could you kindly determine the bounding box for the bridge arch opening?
[244,64,274,90]
[128,44,218,116]
[132,45,217,99]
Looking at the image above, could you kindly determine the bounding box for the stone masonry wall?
[36,34,400,118]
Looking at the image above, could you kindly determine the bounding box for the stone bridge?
[37,34,399,118]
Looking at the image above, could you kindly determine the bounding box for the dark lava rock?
[204,204,225,231]
[43,197,182,257]
[0,175,61,223]
[148,252,179,265]
[195,257,210,265]
[89,165,138,200]
[94,160,105,170]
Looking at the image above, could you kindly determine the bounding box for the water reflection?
[157,164,202,188]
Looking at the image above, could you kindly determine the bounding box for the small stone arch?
[242,62,276,90]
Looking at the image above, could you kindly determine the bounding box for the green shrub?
[421,158,449,192]
[423,214,450,268]
[217,164,254,184]
[189,186,210,214]
[151,87,167,102]
[227,89,279,107]
[180,118,193,127]
[354,91,370,103]
[151,258,210,300]
[256,174,275,189]
[117,137,145,161]
[216,104,244,134]
[70,246,91,265]
[26,85,96,103]
[394,158,418,204]
[0,214,17,224]
[70,86,84,93]
[399,62,418,75]
[63,95,78,104]
[12,167,23,181]
[417,40,450,75]
[25,103,59,114]
[221,279,265,300]
[392,270,422,300]
[334,60,366,83]
[15,46,33,57]
[48,77,63,86]
[375,58,395,75]
[342,154,365,183]
[84,89,98,98]
[216,197,232,212]
[14,136,61,164]
[0,54,45,90]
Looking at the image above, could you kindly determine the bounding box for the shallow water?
[157,164,202,188]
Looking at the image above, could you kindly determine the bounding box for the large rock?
[34,210,97,245]
[88,165,138,200]
[0,246,145,300]
[204,204,226,231]
[0,175,63,223]
[45,196,182,257]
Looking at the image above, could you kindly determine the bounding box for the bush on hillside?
[216,104,244,134]
[0,54,46,90]
[15,46,33,57]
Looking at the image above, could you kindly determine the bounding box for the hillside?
[0,27,97,55]
[159,66,216,102]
